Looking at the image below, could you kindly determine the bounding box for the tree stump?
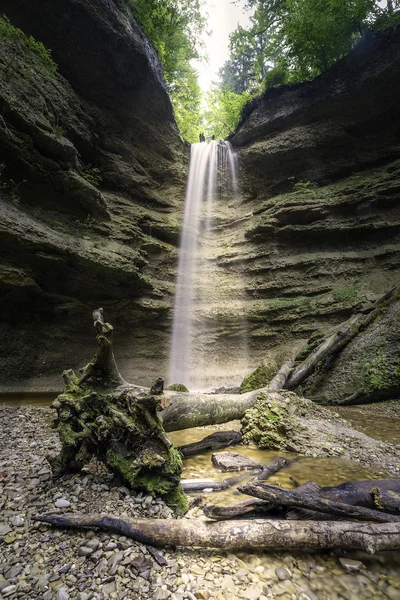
[48,309,188,515]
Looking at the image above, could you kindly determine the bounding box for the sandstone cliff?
[193,27,400,388]
[0,0,187,390]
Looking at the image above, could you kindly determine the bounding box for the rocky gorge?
[0,1,400,399]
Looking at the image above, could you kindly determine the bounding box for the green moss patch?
[240,365,278,393]
[167,383,189,393]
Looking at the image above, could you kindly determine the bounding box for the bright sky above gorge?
[192,0,251,93]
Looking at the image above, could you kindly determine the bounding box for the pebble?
[1,404,400,600]
[276,567,291,581]
[55,498,71,508]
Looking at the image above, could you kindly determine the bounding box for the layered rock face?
[195,27,400,388]
[0,0,187,390]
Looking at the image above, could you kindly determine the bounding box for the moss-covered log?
[49,309,188,515]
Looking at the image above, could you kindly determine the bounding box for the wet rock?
[211,452,260,471]
[338,558,365,573]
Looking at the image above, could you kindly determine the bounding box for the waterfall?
[168,140,239,388]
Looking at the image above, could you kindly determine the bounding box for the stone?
[78,546,94,557]
[195,591,210,600]
[56,587,70,600]
[190,565,206,577]
[338,558,365,573]
[0,523,12,535]
[10,515,24,527]
[55,499,71,509]
[211,452,260,472]
[1,586,17,598]
[275,568,291,581]
[241,587,262,600]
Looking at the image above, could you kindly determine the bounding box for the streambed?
[1,399,400,599]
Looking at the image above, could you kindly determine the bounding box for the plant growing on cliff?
[80,166,102,188]
[0,15,56,78]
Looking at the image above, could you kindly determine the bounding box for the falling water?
[168,140,239,388]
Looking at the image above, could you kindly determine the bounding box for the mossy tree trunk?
[49,309,188,515]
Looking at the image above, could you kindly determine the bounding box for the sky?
[192,0,251,93]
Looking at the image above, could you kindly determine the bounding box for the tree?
[129,0,206,142]
[204,86,252,140]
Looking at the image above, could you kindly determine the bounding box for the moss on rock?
[167,383,189,393]
[241,391,294,449]
[240,365,278,393]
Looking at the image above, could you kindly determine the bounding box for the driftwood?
[181,474,247,493]
[178,431,242,457]
[285,287,398,390]
[32,513,400,553]
[203,498,272,520]
[267,362,294,391]
[49,309,188,514]
[372,487,400,514]
[239,483,400,523]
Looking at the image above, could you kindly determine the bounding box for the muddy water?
[0,392,57,407]
[170,422,382,506]
[336,401,400,445]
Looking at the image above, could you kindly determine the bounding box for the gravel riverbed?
[1,405,400,600]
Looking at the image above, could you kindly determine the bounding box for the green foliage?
[128,0,205,142]
[240,365,278,393]
[167,383,189,392]
[359,354,394,391]
[204,87,252,140]
[221,0,398,99]
[80,166,102,187]
[0,15,57,76]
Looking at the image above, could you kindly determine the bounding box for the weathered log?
[178,431,242,457]
[318,480,400,507]
[181,474,248,493]
[49,310,187,514]
[161,388,264,432]
[255,457,295,481]
[285,287,398,390]
[203,498,273,520]
[371,487,400,514]
[268,362,294,391]
[33,513,400,553]
[239,483,400,523]
[77,308,127,389]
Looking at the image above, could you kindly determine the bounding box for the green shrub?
[81,166,102,187]
[0,15,57,76]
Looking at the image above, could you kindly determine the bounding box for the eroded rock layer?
[195,26,400,387]
[0,0,187,390]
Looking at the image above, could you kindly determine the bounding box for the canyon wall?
[195,27,400,388]
[0,0,187,390]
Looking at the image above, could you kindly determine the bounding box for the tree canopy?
[129,0,400,142]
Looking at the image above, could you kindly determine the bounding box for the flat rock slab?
[211,451,261,472]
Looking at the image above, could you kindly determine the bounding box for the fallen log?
[239,483,400,523]
[48,309,188,514]
[371,487,400,514]
[181,474,247,493]
[178,431,242,457]
[285,287,398,390]
[32,513,400,553]
[255,457,295,481]
[203,498,273,520]
[268,362,294,391]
